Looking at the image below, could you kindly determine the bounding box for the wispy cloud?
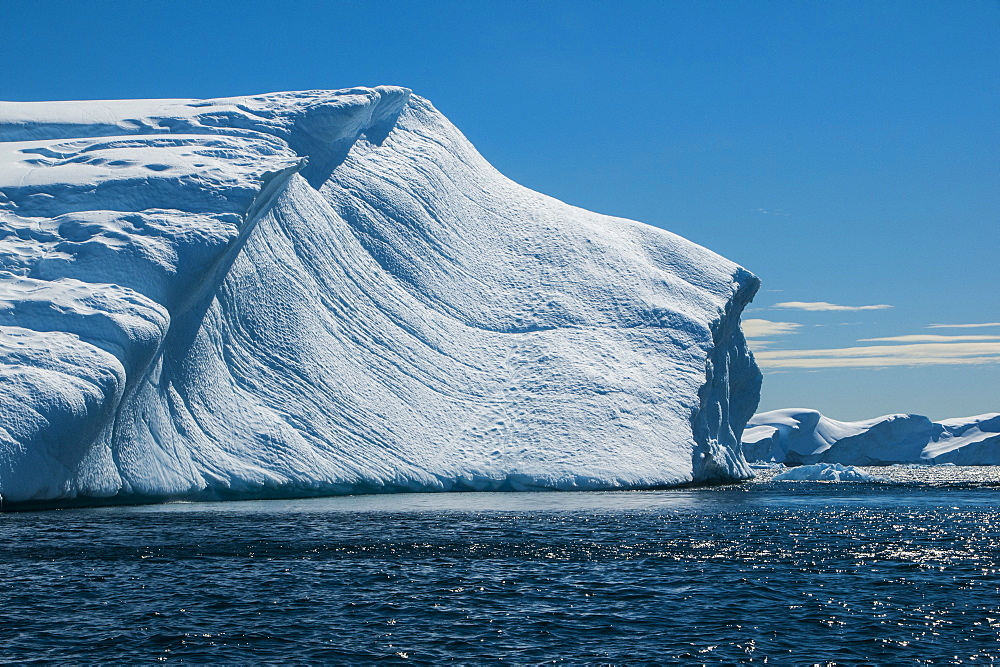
[754,341,1000,369]
[928,322,1000,329]
[774,301,893,312]
[859,335,1000,343]
[742,319,803,338]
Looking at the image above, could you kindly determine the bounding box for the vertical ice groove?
[0,87,762,508]
[690,268,761,482]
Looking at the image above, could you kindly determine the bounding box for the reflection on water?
[1,467,998,662]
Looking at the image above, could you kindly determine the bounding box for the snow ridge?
[0,87,760,506]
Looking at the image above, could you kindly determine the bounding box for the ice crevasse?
[0,87,761,506]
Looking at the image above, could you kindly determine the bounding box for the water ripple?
[1,473,999,662]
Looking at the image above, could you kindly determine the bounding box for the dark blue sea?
[2,466,998,663]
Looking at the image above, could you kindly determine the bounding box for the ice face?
[744,409,1000,466]
[0,88,761,506]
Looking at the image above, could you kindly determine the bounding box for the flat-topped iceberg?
[744,409,1000,466]
[0,87,761,507]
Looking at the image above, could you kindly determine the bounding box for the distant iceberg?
[0,87,761,506]
[744,409,1000,466]
[772,462,884,482]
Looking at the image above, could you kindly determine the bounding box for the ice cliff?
[743,409,1000,465]
[0,87,761,506]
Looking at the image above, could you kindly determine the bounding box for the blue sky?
[1,0,997,420]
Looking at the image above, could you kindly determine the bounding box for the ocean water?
[2,467,998,663]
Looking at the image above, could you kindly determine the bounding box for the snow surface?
[743,409,1000,466]
[0,87,761,505]
[772,462,884,482]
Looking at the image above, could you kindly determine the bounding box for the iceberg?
[0,87,761,507]
[743,409,1000,466]
[772,462,884,482]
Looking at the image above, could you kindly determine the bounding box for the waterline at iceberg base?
[0,87,761,507]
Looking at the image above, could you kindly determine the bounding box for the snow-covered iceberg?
[743,409,1000,466]
[0,87,761,506]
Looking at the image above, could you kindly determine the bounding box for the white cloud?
[858,335,1000,343]
[928,322,1000,329]
[774,301,893,312]
[754,341,1000,369]
[742,319,803,338]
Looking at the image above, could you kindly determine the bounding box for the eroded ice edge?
[0,87,760,506]
[744,409,1000,466]
[771,463,886,483]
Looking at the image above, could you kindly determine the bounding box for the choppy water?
[2,467,999,663]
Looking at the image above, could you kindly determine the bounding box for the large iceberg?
[743,409,1000,465]
[0,87,761,506]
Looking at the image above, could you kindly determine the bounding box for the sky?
[1,0,997,421]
